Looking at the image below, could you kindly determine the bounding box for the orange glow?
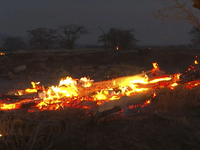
[0,99,33,110]
[80,77,93,87]
[25,88,37,93]
[195,55,198,64]
[152,62,158,69]
[0,53,5,55]
[0,72,172,111]
[152,92,157,98]
[116,46,119,50]
[2,60,200,112]
[0,103,21,110]
[149,76,172,83]
[173,73,181,82]
[169,82,179,90]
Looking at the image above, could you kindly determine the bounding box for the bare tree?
[98,26,109,51]
[58,24,89,49]
[190,26,200,45]
[98,28,138,50]
[2,37,26,50]
[152,0,200,27]
[27,28,58,50]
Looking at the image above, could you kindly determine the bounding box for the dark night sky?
[0,0,194,46]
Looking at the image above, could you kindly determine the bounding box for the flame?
[173,73,181,82]
[0,99,34,110]
[80,77,93,87]
[116,46,119,50]
[169,82,179,90]
[1,60,200,112]
[0,53,5,55]
[149,76,172,83]
[25,88,37,93]
[152,62,158,70]
[195,56,198,64]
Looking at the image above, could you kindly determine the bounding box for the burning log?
[2,61,197,112]
[97,92,151,112]
[0,62,174,111]
[84,92,152,125]
[178,56,200,83]
[180,65,200,83]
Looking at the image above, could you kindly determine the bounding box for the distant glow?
[116,46,119,50]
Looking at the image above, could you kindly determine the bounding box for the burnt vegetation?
[0,49,200,149]
[0,86,200,150]
[0,2,200,149]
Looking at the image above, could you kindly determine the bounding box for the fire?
[195,56,198,64]
[80,77,93,87]
[152,62,158,69]
[1,60,200,112]
[0,53,5,55]
[116,46,119,50]
[173,73,181,82]
[149,76,172,83]
[0,99,34,110]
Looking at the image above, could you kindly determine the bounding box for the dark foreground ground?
[0,48,200,150]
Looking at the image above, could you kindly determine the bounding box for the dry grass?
[0,108,86,150]
[1,48,200,149]
[0,85,200,149]
[149,85,200,113]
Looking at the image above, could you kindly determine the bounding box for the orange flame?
[116,46,119,50]
[2,61,200,112]
[152,62,158,69]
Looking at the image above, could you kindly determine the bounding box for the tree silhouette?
[190,26,200,45]
[98,26,109,51]
[58,24,89,49]
[2,37,26,50]
[152,0,200,27]
[27,28,58,50]
[98,28,138,50]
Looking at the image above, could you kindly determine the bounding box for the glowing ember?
[152,62,158,69]
[173,73,181,82]
[1,60,200,112]
[116,46,119,50]
[149,76,172,83]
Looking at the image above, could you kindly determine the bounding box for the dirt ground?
[0,48,200,150]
